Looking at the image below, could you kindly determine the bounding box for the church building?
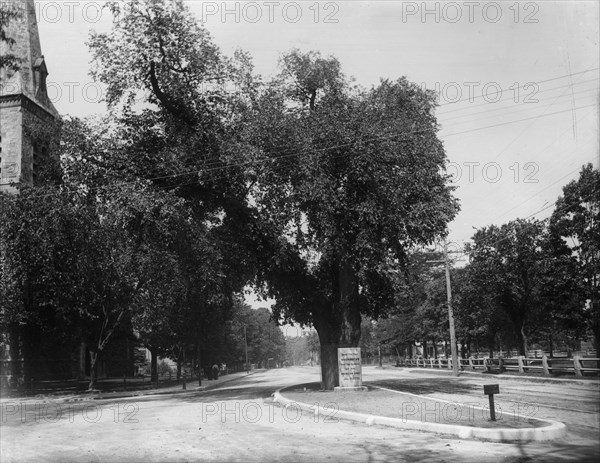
[0,0,59,192]
[0,0,134,388]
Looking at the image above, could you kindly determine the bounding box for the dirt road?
[1,366,598,462]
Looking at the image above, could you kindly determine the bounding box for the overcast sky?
[35,0,599,271]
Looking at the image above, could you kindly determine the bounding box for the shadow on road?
[175,384,275,403]
[511,440,600,463]
[370,378,477,395]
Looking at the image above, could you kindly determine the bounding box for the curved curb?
[273,387,566,442]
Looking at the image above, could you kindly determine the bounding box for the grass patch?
[283,383,547,429]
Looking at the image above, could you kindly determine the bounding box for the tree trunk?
[8,326,21,388]
[488,336,495,358]
[191,350,197,382]
[150,348,158,383]
[319,344,338,390]
[591,298,599,357]
[312,252,362,390]
[518,324,528,357]
[338,254,361,346]
[21,325,39,391]
[197,342,202,386]
[176,359,182,380]
[88,351,99,390]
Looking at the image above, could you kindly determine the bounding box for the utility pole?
[427,240,459,376]
[444,242,459,376]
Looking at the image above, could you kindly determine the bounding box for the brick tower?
[0,0,59,193]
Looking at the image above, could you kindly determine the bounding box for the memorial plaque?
[337,347,363,389]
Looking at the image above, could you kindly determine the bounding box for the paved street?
[1,366,598,462]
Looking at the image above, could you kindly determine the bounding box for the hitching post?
[484,384,499,421]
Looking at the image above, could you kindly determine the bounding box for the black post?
[483,384,499,421]
[182,371,186,390]
[488,394,496,421]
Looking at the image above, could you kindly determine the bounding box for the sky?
[29,0,599,300]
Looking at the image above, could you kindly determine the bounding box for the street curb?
[273,386,567,443]
[85,370,259,401]
[1,371,258,405]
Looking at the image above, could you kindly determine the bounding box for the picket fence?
[396,355,600,376]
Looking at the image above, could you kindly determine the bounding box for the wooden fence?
[396,355,599,376]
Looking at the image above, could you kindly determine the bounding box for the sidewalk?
[0,370,258,404]
[377,365,599,385]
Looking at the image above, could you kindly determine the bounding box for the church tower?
[0,0,59,193]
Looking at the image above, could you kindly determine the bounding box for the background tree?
[453,266,512,357]
[549,164,600,354]
[467,220,548,356]
[465,218,587,357]
[84,0,275,384]
[284,329,319,366]
[227,303,286,368]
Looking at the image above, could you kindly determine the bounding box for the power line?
[445,111,595,238]
[485,67,598,162]
[12,99,597,203]
[72,69,600,181]
[440,86,598,125]
[7,69,598,202]
[436,67,600,108]
[437,78,599,116]
[441,103,597,137]
[450,184,599,260]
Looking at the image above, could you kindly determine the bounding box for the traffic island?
[274,382,566,442]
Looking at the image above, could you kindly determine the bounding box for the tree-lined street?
[1,1,598,461]
[1,367,598,462]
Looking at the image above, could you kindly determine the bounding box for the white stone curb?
[273,387,566,442]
